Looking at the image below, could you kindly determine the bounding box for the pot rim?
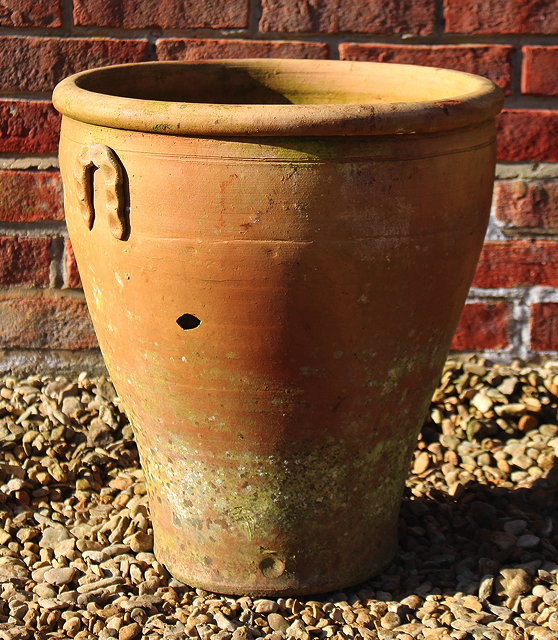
[52,59,504,137]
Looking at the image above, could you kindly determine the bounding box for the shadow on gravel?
[361,460,558,602]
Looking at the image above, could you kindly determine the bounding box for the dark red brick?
[0,101,60,154]
[0,237,51,286]
[0,171,63,222]
[444,0,558,34]
[522,46,558,96]
[451,302,509,351]
[65,239,82,289]
[494,180,558,229]
[339,43,513,94]
[0,295,96,349]
[74,0,248,29]
[0,37,149,93]
[531,303,558,351]
[0,0,61,27]
[260,0,434,34]
[496,110,558,162]
[472,240,558,289]
[156,38,329,61]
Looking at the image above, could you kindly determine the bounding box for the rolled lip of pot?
[52,59,504,137]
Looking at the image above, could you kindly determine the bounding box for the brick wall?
[0,0,557,373]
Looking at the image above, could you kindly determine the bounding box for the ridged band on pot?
[53,59,503,596]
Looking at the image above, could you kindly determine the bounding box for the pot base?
[154,537,398,597]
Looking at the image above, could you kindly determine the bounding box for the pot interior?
[74,59,488,106]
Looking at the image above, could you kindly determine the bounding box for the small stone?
[498,568,531,599]
[231,627,253,640]
[77,576,124,594]
[461,595,483,612]
[87,417,112,447]
[464,363,487,376]
[413,451,430,474]
[268,613,289,632]
[53,537,76,558]
[127,531,153,553]
[517,534,540,548]
[523,397,542,412]
[63,616,81,637]
[214,612,237,631]
[471,392,493,414]
[498,376,518,395]
[380,612,401,630]
[543,591,558,606]
[119,623,141,640]
[518,415,538,432]
[286,619,310,640]
[44,567,76,586]
[37,596,66,610]
[478,575,494,601]
[495,403,526,416]
[487,604,514,622]
[39,526,71,549]
[34,583,57,598]
[254,599,278,614]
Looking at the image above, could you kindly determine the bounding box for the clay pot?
[53,59,503,596]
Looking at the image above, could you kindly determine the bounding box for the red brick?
[444,0,558,34]
[260,0,434,34]
[0,0,61,27]
[65,239,82,289]
[0,171,63,222]
[531,303,558,351]
[496,110,558,162]
[0,37,149,93]
[451,302,509,351]
[74,0,248,28]
[0,296,96,349]
[156,38,329,61]
[0,101,60,154]
[472,240,558,289]
[0,237,51,286]
[339,44,512,94]
[494,180,558,229]
[522,46,558,96]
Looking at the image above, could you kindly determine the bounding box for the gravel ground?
[0,358,557,640]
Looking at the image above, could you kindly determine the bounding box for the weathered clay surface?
[54,59,503,595]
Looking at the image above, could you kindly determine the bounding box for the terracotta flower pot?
[53,59,503,596]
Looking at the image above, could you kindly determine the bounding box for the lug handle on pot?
[74,144,127,240]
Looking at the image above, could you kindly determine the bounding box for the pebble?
[268,613,289,632]
[127,531,153,553]
[44,567,76,586]
[380,612,401,629]
[39,526,71,549]
[286,619,310,640]
[254,598,278,614]
[119,622,141,640]
[412,451,430,474]
[498,569,531,599]
[214,612,237,631]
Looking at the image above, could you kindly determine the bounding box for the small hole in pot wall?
[176,314,201,330]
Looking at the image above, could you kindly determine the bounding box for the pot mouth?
[53,59,503,137]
